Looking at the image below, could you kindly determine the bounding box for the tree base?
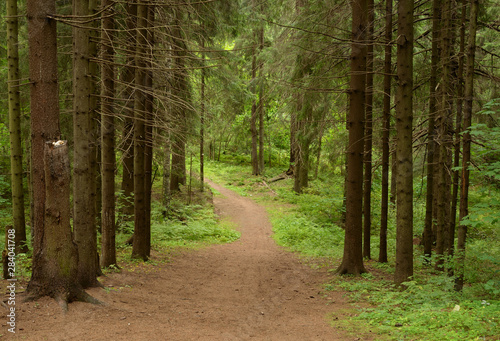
[336,262,367,276]
[25,284,103,313]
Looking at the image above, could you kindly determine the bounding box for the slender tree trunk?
[337,0,367,275]
[73,0,99,288]
[250,40,259,176]
[455,0,478,292]
[89,0,100,233]
[7,0,28,254]
[379,0,392,263]
[119,2,137,221]
[163,141,171,207]
[423,0,442,261]
[200,41,206,191]
[450,0,467,262]
[394,0,414,285]
[363,0,374,260]
[288,111,298,175]
[132,2,148,261]
[169,3,188,192]
[258,27,265,174]
[100,0,116,268]
[143,4,155,258]
[314,124,324,179]
[435,0,453,271]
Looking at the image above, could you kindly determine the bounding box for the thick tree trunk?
[455,0,478,292]
[363,0,374,260]
[72,0,99,288]
[100,0,117,268]
[27,0,62,284]
[7,0,28,254]
[394,0,414,285]
[132,2,149,261]
[379,0,392,264]
[337,0,367,275]
[26,142,99,310]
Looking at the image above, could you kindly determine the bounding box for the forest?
[0,0,499,339]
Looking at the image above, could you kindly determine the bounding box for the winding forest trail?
[10,181,359,341]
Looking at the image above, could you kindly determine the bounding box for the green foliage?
[270,208,344,258]
[327,273,500,341]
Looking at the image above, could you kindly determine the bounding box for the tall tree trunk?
[250,40,259,176]
[435,0,453,271]
[450,0,467,262]
[288,111,298,175]
[394,0,414,285]
[363,0,374,260]
[423,0,442,261]
[25,3,97,306]
[337,0,367,275]
[169,3,188,192]
[119,2,137,221]
[379,0,392,264]
[132,2,148,261]
[100,0,116,268]
[72,0,99,288]
[143,4,155,258]
[258,27,265,174]
[455,0,478,292]
[89,0,100,233]
[26,142,99,310]
[7,0,28,254]
[26,0,62,300]
[200,40,206,191]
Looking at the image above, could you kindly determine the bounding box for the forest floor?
[5,181,373,341]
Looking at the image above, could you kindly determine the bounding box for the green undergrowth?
[114,192,241,264]
[204,158,500,341]
[326,270,499,340]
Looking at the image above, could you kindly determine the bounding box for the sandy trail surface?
[5,181,355,340]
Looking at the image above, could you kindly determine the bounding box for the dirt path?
[7,181,355,340]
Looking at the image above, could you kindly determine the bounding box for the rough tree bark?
[435,0,453,271]
[200,40,206,191]
[250,36,260,176]
[394,0,414,285]
[26,142,100,311]
[72,0,99,288]
[379,0,392,264]
[169,2,188,191]
[26,0,60,301]
[132,1,149,261]
[455,0,478,292]
[100,0,117,268]
[258,26,265,174]
[143,4,155,258]
[7,0,28,254]
[423,0,442,261]
[363,0,374,260]
[337,0,367,275]
[119,2,137,221]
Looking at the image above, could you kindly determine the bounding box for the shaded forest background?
[0,0,499,336]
